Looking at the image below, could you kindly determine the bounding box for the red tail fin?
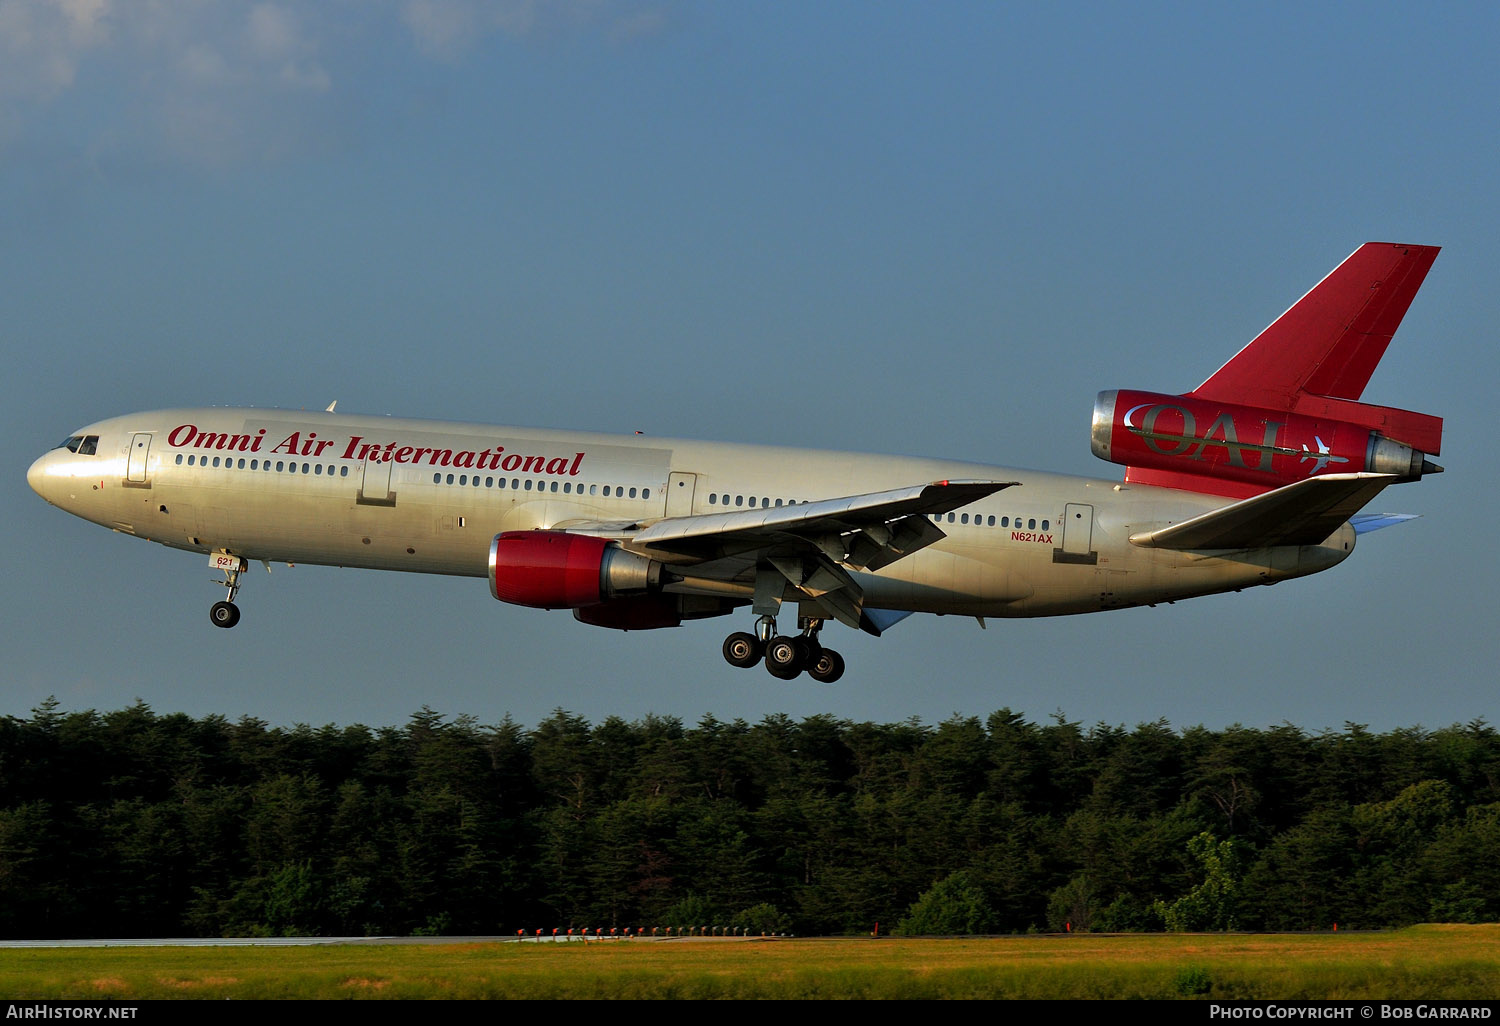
[1118,243,1443,497]
[1194,242,1439,410]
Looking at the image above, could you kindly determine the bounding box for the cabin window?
[525,479,533,491]
[175,454,183,465]
[988,515,995,526]
[433,473,441,483]
[642,488,650,499]
[961,513,969,524]
[487,477,495,488]
[1042,519,1049,530]
[629,487,637,498]
[550,481,558,492]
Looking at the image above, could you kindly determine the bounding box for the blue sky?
[5,1,1495,733]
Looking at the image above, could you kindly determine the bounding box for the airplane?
[28,242,1444,684]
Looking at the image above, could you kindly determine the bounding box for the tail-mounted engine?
[1091,389,1442,494]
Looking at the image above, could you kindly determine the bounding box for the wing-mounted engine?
[489,531,738,631]
[1091,389,1442,497]
[489,531,663,608]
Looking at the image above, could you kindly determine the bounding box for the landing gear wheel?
[808,647,845,684]
[722,632,763,668]
[764,636,804,680]
[210,601,240,629]
[793,636,818,666]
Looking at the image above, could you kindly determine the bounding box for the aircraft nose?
[27,452,51,500]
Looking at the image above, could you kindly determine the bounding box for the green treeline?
[1,699,1497,938]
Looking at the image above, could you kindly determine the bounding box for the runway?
[0,935,584,948]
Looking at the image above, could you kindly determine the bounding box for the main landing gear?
[722,615,845,683]
[209,556,245,629]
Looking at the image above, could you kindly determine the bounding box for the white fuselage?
[28,407,1355,622]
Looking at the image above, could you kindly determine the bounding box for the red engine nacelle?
[1092,389,1440,493]
[489,531,660,609]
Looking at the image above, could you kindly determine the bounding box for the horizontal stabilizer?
[1130,473,1397,549]
[1351,512,1420,534]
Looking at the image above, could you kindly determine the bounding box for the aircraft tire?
[764,636,803,679]
[210,601,240,629]
[792,636,818,665]
[722,632,762,668]
[808,648,845,684]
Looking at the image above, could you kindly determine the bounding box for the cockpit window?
[59,435,99,455]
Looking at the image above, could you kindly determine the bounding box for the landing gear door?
[665,472,697,518]
[126,433,152,485]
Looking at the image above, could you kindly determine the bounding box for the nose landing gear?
[720,615,845,683]
[209,555,245,629]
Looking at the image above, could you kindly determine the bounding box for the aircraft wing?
[564,479,1016,633]
[1129,472,1397,550]
[627,479,1015,567]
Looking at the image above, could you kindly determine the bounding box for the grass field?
[0,925,1496,1000]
